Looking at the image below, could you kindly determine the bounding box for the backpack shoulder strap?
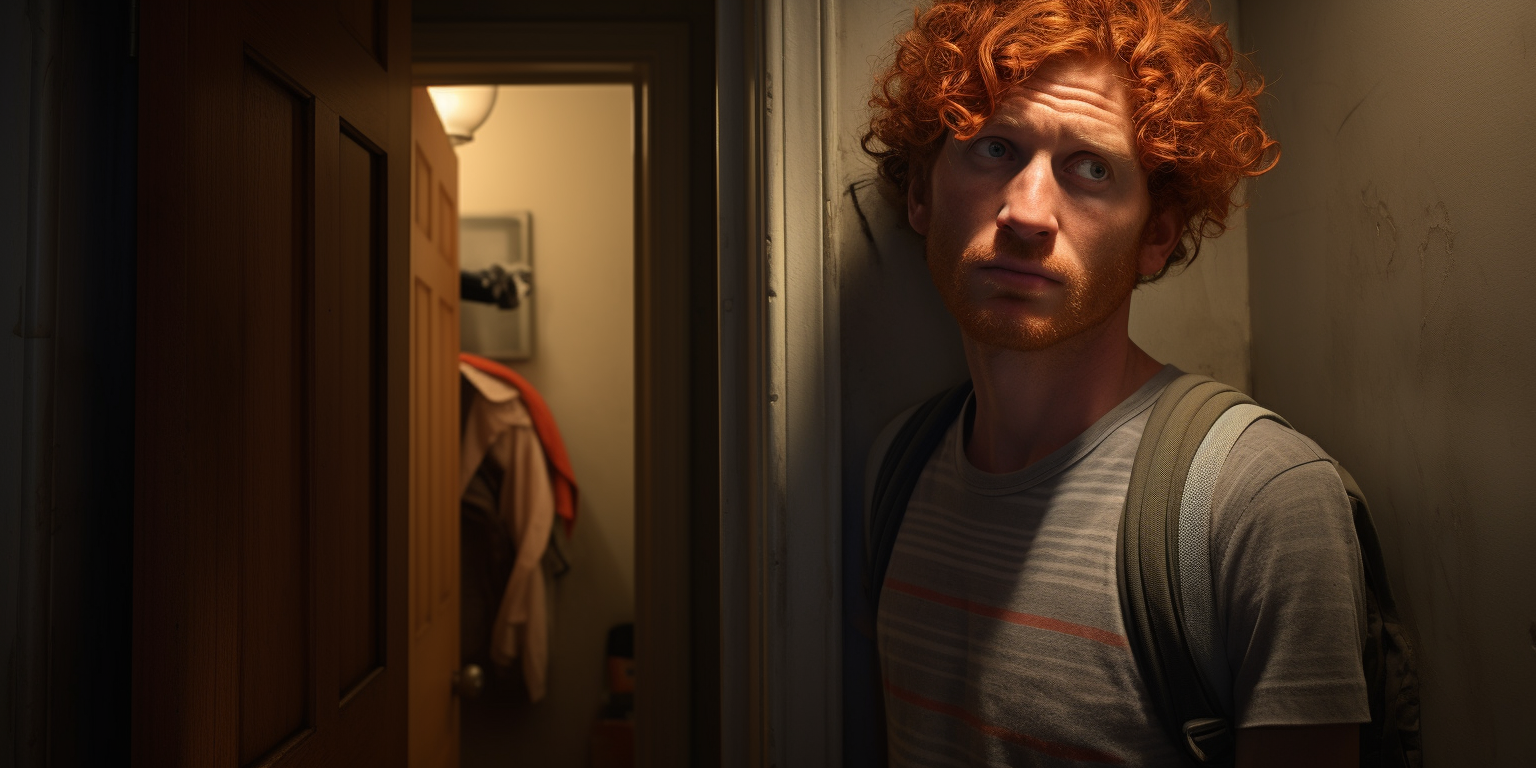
[1128,377,1425,767]
[1177,403,1290,709]
[866,380,973,610]
[1120,373,1255,765]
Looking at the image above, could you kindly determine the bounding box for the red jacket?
[459,353,579,534]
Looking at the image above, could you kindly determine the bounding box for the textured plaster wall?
[454,84,636,768]
[1243,0,1536,760]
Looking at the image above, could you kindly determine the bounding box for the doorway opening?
[412,21,694,768]
[451,82,638,768]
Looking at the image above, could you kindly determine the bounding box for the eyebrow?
[1070,132,1137,167]
[979,114,1138,168]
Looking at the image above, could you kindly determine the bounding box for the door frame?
[717,0,843,766]
[412,22,693,768]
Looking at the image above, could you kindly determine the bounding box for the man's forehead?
[1007,56,1132,122]
[979,56,1138,156]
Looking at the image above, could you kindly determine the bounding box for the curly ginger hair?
[862,0,1279,281]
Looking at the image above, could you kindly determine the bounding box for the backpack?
[864,374,1423,766]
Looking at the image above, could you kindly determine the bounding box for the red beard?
[927,226,1142,352]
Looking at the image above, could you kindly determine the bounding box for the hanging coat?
[459,353,580,535]
[459,361,554,702]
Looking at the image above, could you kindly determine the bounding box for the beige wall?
[1244,0,1536,759]
[1128,218,1251,390]
[455,84,636,768]
[1127,0,1251,391]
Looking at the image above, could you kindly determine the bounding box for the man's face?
[908,55,1177,352]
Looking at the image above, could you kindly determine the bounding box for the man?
[859,1,1369,765]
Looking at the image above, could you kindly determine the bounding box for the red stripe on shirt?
[884,577,1128,648]
[885,682,1125,764]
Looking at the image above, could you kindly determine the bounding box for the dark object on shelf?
[460,264,531,310]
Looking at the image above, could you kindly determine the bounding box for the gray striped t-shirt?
[874,366,1370,766]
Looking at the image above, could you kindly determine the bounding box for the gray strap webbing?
[1176,403,1291,718]
[1120,375,1249,763]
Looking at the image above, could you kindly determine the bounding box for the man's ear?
[1137,205,1183,277]
[907,166,931,236]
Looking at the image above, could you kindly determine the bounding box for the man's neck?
[962,301,1164,474]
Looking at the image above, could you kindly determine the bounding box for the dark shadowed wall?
[2,1,137,766]
[1243,0,1536,761]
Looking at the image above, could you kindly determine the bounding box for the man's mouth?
[979,262,1062,291]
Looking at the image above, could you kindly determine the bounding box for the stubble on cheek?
[929,233,1140,352]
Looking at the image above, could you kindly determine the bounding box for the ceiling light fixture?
[426,85,498,146]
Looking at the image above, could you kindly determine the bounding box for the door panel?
[133,0,411,765]
[407,86,462,768]
[334,127,385,700]
[337,0,384,61]
[239,61,312,764]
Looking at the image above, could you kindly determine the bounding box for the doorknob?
[453,663,485,699]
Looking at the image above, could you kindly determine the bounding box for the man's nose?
[995,156,1058,244]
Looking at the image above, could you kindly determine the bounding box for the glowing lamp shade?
[427,85,498,146]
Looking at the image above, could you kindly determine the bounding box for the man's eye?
[976,139,1009,159]
[1069,158,1110,181]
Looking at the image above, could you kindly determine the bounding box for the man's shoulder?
[1212,417,1350,532]
[1226,417,1332,475]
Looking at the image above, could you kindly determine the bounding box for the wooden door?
[407,87,463,768]
[133,0,412,765]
